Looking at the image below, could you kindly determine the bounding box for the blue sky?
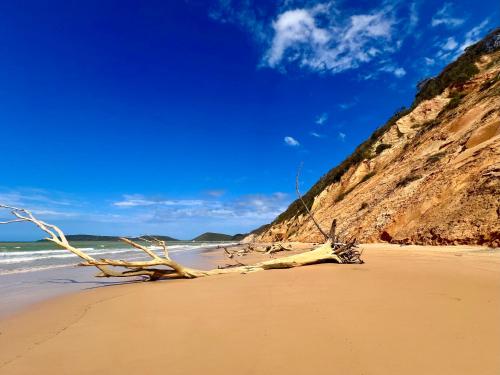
[0,0,497,240]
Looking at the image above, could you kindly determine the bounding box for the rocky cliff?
[251,29,500,247]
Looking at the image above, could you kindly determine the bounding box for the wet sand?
[0,245,228,317]
[0,244,499,375]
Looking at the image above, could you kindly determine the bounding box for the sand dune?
[0,244,499,375]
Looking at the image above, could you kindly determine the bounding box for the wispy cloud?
[431,3,465,28]
[209,1,420,75]
[338,132,346,141]
[361,62,406,80]
[434,19,489,62]
[338,99,357,110]
[208,0,267,43]
[456,19,490,55]
[408,2,419,31]
[0,188,293,239]
[120,192,291,224]
[0,188,83,219]
[379,64,406,78]
[0,188,75,208]
[315,112,328,125]
[424,57,435,66]
[0,189,132,226]
[310,131,324,138]
[205,189,226,198]
[441,37,458,51]
[113,194,204,208]
[284,136,300,146]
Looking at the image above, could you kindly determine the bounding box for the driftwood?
[0,205,363,281]
[220,242,293,266]
[0,170,363,282]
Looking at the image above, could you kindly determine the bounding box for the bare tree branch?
[0,204,363,281]
[295,164,330,241]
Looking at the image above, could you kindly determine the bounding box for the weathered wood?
[0,205,363,281]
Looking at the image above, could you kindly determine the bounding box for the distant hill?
[231,233,247,241]
[192,232,245,241]
[39,234,179,242]
[37,233,246,242]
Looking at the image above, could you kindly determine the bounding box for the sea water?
[0,240,233,316]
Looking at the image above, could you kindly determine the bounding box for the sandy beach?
[0,244,499,375]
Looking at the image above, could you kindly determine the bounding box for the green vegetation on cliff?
[271,28,499,227]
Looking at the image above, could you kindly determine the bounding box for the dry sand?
[0,244,499,375]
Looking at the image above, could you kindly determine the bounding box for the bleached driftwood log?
[223,243,291,259]
[0,204,363,281]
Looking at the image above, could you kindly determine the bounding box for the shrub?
[361,171,376,183]
[440,92,466,114]
[335,187,355,202]
[270,30,500,225]
[479,74,500,92]
[426,152,447,164]
[421,119,440,130]
[414,28,499,105]
[375,143,392,154]
[481,108,497,121]
[396,174,422,188]
[250,224,270,235]
[273,107,411,223]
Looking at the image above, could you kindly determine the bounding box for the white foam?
[0,263,77,275]
[0,242,236,274]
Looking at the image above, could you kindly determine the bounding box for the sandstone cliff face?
[253,33,500,247]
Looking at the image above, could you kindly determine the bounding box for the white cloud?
[456,19,490,54]
[0,188,293,239]
[379,64,406,77]
[140,192,291,224]
[27,209,79,218]
[284,136,300,146]
[205,190,226,198]
[434,19,490,61]
[0,189,75,208]
[310,131,324,138]
[338,99,357,110]
[262,4,396,73]
[431,3,465,28]
[394,67,406,77]
[210,1,423,75]
[264,8,327,67]
[408,2,419,31]
[0,188,83,220]
[338,132,346,141]
[113,194,203,208]
[209,0,267,43]
[315,112,328,124]
[424,57,435,66]
[441,37,458,51]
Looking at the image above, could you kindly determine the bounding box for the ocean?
[0,240,233,316]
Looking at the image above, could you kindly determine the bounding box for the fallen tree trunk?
[0,205,363,281]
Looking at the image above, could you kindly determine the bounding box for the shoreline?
[0,242,242,318]
[1,244,499,374]
[0,242,496,319]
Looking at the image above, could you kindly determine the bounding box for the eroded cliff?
[251,29,500,247]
